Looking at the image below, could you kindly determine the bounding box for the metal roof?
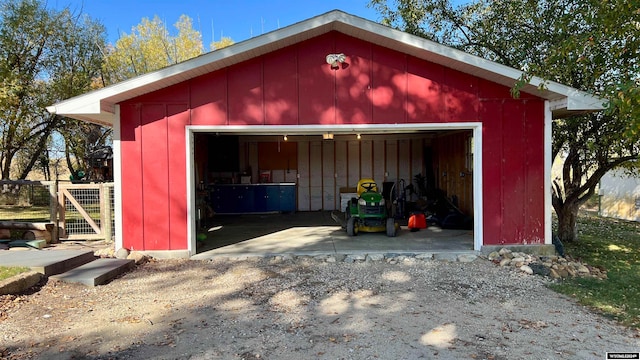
[47,10,604,126]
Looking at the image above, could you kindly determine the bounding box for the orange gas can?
[408,212,427,230]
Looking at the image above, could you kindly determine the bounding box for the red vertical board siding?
[480,100,503,245]
[136,83,189,103]
[167,105,189,250]
[407,56,445,123]
[119,103,144,250]
[524,100,545,243]
[335,34,372,124]
[478,78,510,99]
[298,34,336,125]
[140,104,170,250]
[228,59,263,125]
[190,71,228,125]
[444,68,479,122]
[501,101,527,244]
[264,47,298,125]
[371,45,407,124]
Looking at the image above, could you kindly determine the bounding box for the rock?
[94,247,115,258]
[567,267,577,277]
[511,257,525,264]
[115,248,130,259]
[403,257,417,265]
[457,254,477,263]
[499,259,511,267]
[433,253,458,262]
[344,254,365,263]
[415,253,433,260]
[488,251,500,261]
[558,268,570,278]
[325,256,337,263]
[502,252,514,260]
[577,265,590,274]
[281,254,295,261]
[520,265,534,275]
[366,254,384,262]
[549,269,561,279]
[498,248,511,255]
[127,251,149,265]
[529,263,551,276]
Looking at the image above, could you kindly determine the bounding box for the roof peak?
[48,10,603,126]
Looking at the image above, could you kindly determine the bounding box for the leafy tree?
[47,7,107,181]
[0,0,106,179]
[102,15,204,84]
[369,0,640,242]
[211,36,234,51]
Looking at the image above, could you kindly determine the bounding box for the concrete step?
[0,250,96,276]
[50,258,134,286]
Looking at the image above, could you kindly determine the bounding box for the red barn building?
[48,11,602,258]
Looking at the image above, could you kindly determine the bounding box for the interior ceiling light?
[357,134,361,140]
[322,133,334,140]
[283,135,288,141]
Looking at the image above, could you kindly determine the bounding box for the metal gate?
[58,183,113,241]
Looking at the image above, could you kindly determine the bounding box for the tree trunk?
[556,201,580,243]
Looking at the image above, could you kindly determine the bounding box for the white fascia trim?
[113,105,124,251]
[185,122,484,253]
[473,124,483,251]
[46,101,102,116]
[548,98,568,111]
[186,129,195,257]
[187,123,481,134]
[544,101,553,245]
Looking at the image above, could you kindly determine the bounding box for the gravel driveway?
[1,255,638,359]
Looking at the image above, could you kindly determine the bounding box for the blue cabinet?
[211,184,296,214]
[254,185,280,212]
[279,186,296,212]
[212,185,254,213]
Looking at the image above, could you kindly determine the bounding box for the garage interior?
[192,130,475,254]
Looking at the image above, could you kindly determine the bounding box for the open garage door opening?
[189,128,477,255]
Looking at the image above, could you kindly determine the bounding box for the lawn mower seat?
[357,178,379,196]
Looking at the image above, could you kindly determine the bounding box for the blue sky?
[50,0,381,49]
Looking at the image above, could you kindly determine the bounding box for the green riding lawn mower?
[344,178,398,237]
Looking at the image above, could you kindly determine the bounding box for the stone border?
[485,248,607,280]
[203,252,480,264]
[0,271,43,295]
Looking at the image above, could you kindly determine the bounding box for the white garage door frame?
[185,123,483,256]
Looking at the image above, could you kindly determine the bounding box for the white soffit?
[47,10,605,126]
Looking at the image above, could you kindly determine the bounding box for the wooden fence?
[0,180,114,242]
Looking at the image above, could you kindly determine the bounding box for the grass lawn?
[0,266,31,281]
[551,213,640,328]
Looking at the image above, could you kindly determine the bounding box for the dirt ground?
[1,256,639,360]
